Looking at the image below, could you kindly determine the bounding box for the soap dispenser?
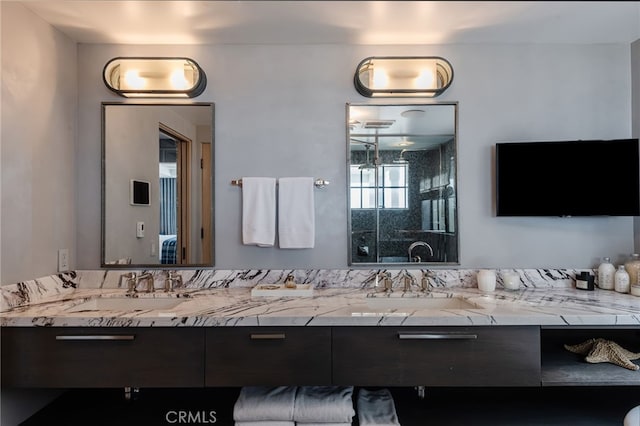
[624,253,640,286]
[615,265,630,293]
[597,257,615,290]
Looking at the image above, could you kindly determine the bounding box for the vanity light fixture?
[354,56,453,98]
[103,57,207,98]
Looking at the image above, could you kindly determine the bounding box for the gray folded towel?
[233,386,297,422]
[356,388,400,426]
[293,386,355,423]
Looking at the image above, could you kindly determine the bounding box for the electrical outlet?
[58,249,69,272]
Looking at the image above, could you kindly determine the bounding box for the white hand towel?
[296,423,352,426]
[278,177,315,249]
[356,388,400,426]
[233,386,297,422]
[293,386,355,423]
[242,177,276,247]
[235,422,295,426]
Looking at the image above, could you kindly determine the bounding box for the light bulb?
[372,68,389,89]
[169,69,189,89]
[415,69,435,89]
[123,70,145,90]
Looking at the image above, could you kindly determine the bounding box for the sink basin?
[365,294,481,311]
[66,297,185,312]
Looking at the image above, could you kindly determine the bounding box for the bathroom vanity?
[1,269,639,390]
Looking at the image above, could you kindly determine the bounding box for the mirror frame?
[346,101,460,266]
[101,102,215,269]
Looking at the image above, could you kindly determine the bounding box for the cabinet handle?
[55,335,136,341]
[250,333,286,340]
[398,333,477,340]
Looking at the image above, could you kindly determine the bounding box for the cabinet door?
[332,326,540,387]
[205,327,332,386]
[1,327,204,388]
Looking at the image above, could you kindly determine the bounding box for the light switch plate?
[58,249,69,272]
[136,221,144,238]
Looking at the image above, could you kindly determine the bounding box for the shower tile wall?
[351,144,457,263]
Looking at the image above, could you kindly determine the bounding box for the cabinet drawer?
[1,327,204,388]
[332,326,540,387]
[205,327,332,386]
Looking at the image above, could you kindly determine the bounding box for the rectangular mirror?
[348,102,458,265]
[102,103,214,267]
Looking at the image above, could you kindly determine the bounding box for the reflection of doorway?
[201,143,212,264]
[159,125,191,264]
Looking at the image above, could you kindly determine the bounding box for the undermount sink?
[66,297,185,313]
[365,294,481,311]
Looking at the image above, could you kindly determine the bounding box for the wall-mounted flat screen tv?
[495,138,640,217]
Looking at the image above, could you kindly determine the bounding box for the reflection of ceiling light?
[400,109,426,118]
[397,141,415,147]
[363,120,395,129]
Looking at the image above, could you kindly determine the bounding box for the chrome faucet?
[284,274,297,288]
[408,241,434,263]
[164,270,183,292]
[402,273,415,292]
[420,271,433,293]
[120,272,154,294]
[383,272,393,293]
[118,272,135,290]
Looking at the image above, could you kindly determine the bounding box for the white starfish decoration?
[564,338,640,371]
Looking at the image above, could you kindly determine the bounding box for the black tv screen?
[495,138,640,217]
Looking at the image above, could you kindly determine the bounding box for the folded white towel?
[233,386,297,422]
[278,177,315,249]
[242,177,276,247]
[356,388,400,426]
[293,386,355,423]
[235,422,295,426]
[296,423,351,426]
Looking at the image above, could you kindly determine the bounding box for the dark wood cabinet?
[205,327,332,386]
[332,326,541,387]
[1,327,204,388]
[5,324,638,389]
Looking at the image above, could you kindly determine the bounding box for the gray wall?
[1,4,638,284]
[1,3,77,284]
[633,39,640,252]
[77,43,634,270]
[0,3,72,424]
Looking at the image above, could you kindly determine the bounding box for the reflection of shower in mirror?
[348,102,459,266]
[359,144,377,170]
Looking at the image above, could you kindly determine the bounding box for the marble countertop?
[2,283,640,328]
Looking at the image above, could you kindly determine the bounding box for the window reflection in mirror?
[348,103,458,265]
[102,103,214,267]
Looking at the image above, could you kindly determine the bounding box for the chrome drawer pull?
[398,333,478,340]
[56,335,135,341]
[250,333,286,340]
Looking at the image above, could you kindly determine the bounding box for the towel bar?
[231,178,329,188]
